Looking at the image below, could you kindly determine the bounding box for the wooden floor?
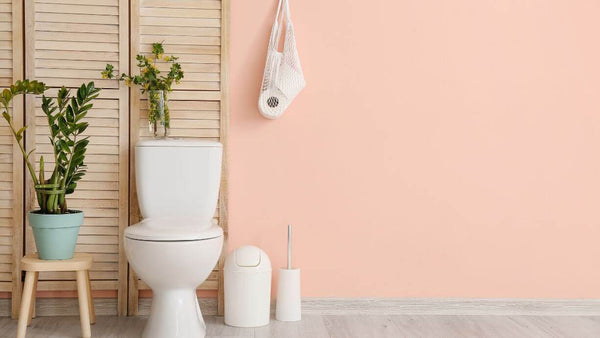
[0,314,599,337]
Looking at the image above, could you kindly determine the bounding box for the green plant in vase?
[0,80,100,259]
[102,42,184,138]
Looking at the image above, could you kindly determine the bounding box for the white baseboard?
[2,297,599,317]
[0,297,217,317]
[0,298,119,317]
[301,298,600,316]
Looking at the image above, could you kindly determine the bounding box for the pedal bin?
[224,246,272,327]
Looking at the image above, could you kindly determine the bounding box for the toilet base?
[143,289,206,338]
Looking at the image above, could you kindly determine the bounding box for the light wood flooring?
[0,314,599,337]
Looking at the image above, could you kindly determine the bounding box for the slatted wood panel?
[0,0,11,292]
[24,0,129,315]
[128,0,229,315]
[0,0,23,319]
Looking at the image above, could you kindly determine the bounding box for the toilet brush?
[276,225,301,321]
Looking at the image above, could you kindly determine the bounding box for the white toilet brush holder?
[276,225,301,321]
[276,268,301,321]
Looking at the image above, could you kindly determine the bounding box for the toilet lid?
[125,218,223,241]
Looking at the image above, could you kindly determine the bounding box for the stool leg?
[76,270,92,338]
[17,272,35,338]
[27,271,39,326]
[86,270,96,324]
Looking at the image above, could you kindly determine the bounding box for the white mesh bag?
[258,0,306,119]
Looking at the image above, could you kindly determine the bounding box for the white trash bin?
[224,246,272,327]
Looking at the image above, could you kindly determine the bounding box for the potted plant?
[102,42,184,138]
[0,80,100,260]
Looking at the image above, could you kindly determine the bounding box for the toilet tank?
[135,139,223,225]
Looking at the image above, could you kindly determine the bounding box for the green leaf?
[2,88,11,102]
[70,96,79,113]
[77,84,84,103]
[57,87,69,110]
[72,172,85,181]
[26,148,35,160]
[76,123,88,134]
[15,126,26,141]
[66,182,77,194]
[152,42,165,57]
[58,117,69,135]
[58,151,67,162]
[51,124,59,138]
[74,138,89,152]
[71,155,84,167]
[66,105,75,123]
[74,111,88,122]
[55,138,70,154]
[79,103,93,113]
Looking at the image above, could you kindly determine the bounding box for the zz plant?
[0,80,100,214]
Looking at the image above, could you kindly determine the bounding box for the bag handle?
[270,0,291,50]
[274,0,290,25]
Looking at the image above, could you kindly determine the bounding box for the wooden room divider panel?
[0,0,23,318]
[128,0,229,315]
[0,0,228,318]
[23,0,129,315]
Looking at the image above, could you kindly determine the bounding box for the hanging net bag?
[258,0,306,119]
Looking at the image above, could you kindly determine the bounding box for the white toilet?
[124,139,224,338]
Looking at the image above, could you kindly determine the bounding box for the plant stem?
[1,104,39,187]
[59,134,76,213]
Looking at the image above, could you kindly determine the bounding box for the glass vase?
[147,90,170,138]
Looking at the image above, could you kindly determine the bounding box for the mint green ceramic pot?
[28,210,83,260]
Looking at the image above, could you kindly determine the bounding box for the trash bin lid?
[236,246,261,267]
[225,245,272,272]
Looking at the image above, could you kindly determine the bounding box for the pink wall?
[229,0,600,298]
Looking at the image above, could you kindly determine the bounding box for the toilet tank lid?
[136,139,222,148]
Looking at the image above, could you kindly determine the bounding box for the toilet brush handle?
[287,224,292,269]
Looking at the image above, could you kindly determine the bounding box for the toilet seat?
[125,218,223,242]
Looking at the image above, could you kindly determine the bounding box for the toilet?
[124,139,224,338]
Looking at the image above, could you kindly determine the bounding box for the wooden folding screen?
[0,0,228,317]
[128,0,229,315]
[23,0,129,315]
[0,0,23,318]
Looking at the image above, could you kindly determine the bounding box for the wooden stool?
[17,253,96,338]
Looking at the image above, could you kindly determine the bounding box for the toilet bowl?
[124,139,223,338]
